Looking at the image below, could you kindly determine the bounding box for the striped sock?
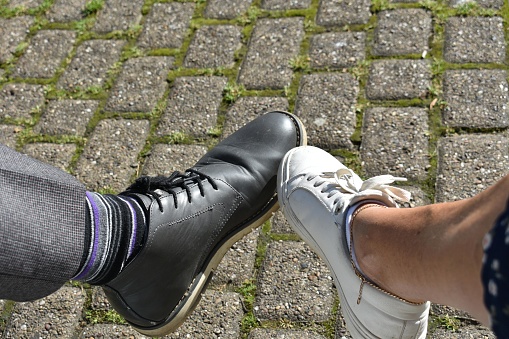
[73,191,146,284]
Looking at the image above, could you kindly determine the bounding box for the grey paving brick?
[361,107,429,181]
[34,99,98,136]
[157,76,227,137]
[0,83,45,120]
[46,0,87,23]
[57,39,126,91]
[80,324,150,338]
[4,287,85,338]
[0,125,22,148]
[317,0,371,26]
[204,0,253,19]
[21,143,76,171]
[270,210,294,234]
[75,119,150,192]
[309,32,366,69]
[373,9,432,57]
[184,25,242,69]
[436,134,508,202]
[105,56,173,113]
[249,328,327,338]
[7,0,44,9]
[222,96,289,139]
[93,0,144,33]
[336,309,353,339]
[255,241,334,321]
[261,0,312,10]
[137,2,195,50]
[165,291,243,338]
[449,0,503,9]
[12,30,76,79]
[366,59,431,100]
[294,73,358,150]
[397,186,432,208]
[443,70,509,128]
[239,17,304,90]
[0,16,34,64]
[212,229,258,288]
[444,16,505,64]
[142,144,208,176]
[89,286,110,311]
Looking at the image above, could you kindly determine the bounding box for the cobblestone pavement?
[0,0,507,338]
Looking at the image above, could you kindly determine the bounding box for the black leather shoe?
[102,111,306,336]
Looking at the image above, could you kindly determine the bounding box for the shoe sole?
[134,112,307,336]
[276,148,372,338]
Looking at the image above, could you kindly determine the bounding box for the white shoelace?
[313,168,411,214]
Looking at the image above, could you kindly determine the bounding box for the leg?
[0,143,86,301]
[353,174,509,325]
[0,112,307,337]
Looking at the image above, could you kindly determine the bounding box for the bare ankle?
[351,206,427,304]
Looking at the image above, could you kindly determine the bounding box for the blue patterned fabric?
[482,198,509,337]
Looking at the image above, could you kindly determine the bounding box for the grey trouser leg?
[0,144,86,301]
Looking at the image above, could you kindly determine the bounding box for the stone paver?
[12,30,76,79]
[442,70,509,128]
[261,0,312,10]
[0,83,45,120]
[75,119,150,192]
[444,16,505,64]
[317,0,371,26]
[93,0,144,33]
[255,241,335,322]
[270,210,294,234]
[7,0,44,9]
[142,144,208,177]
[222,96,289,139]
[361,107,429,181]
[137,2,195,50]
[0,16,34,64]
[57,39,126,91]
[165,291,243,339]
[105,57,174,113]
[212,229,259,288]
[295,73,358,150]
[157,76,227,137]
[309,32,366,69]
[34,99,99,136]
[373,9,432,56]
[204,0,253,19]
[249,328,327,338]
[3,287,85,339]
[21,143,76,171]
[450,0,504,8]
[436,134,508,202]
[184,25,242,69]
[80,324,150,339]
[366,59,431,100]
[0,125,22,149]
[239,17,304,90]
[46,0,87,23]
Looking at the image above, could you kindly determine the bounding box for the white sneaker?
[277,146,430,339]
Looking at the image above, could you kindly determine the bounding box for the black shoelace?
[126,169,218,211]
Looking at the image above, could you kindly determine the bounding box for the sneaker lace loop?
[319,168,411,213]
[126,169,218,211]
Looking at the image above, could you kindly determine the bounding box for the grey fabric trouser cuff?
[0,144,86,301]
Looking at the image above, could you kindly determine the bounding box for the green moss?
[83,0,104,16]
[85,309,127,325]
